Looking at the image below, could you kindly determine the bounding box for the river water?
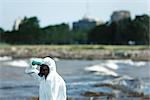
[0,57,150,100]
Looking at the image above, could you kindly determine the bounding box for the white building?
[13,17,23,30]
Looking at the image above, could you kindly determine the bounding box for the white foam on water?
[104,61,119,70]
[3,57,59,68]
[108,59,147,67]
[68,81,100,86]
[85,59,148,76]
[85,64,118,77]
[0,56,12,61]
[53,57,60,61]
[6,60,29,67]
[133,61,147,67]
[98,75,150,95]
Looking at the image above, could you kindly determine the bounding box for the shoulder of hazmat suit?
[25,57,66,100]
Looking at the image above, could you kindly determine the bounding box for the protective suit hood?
[42,57,56,76]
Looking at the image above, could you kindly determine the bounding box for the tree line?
[0,14,149,45]
[88,14,149,45]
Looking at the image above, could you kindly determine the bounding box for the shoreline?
[0,45,149,61]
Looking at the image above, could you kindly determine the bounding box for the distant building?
[13,17,23,30]
[111,10,131,22]
[73,16,103,32]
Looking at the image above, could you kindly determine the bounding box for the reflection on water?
[0,57,150,100]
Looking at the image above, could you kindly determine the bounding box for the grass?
[0,44,149,51]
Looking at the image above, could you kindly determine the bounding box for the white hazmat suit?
[25,57,66,100]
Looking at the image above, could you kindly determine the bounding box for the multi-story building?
[73,16,103,32]
[111,10,131,22]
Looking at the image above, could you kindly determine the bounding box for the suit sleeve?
[25,63,41,81]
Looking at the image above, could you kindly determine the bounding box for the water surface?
[0,57,149,99]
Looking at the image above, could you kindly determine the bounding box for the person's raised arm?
[25,58,42,81]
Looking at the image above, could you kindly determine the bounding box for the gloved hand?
[25,58,43,74]
[32,60,42,65]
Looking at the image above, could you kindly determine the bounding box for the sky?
[0,0,149,30]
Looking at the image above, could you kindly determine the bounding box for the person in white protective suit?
[25,57,66,100]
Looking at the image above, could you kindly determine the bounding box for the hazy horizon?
[0,0,149,30]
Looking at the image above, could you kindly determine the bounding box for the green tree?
[18,16,42,44]
[114,18,131,44]
[42,23,71,44]
[71,31,87,44]
[129,15,149,44]
[88,14,149,45]
[88,23,113,44]
[0,28,4,42]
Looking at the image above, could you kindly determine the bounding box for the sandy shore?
[0,45,149,61]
